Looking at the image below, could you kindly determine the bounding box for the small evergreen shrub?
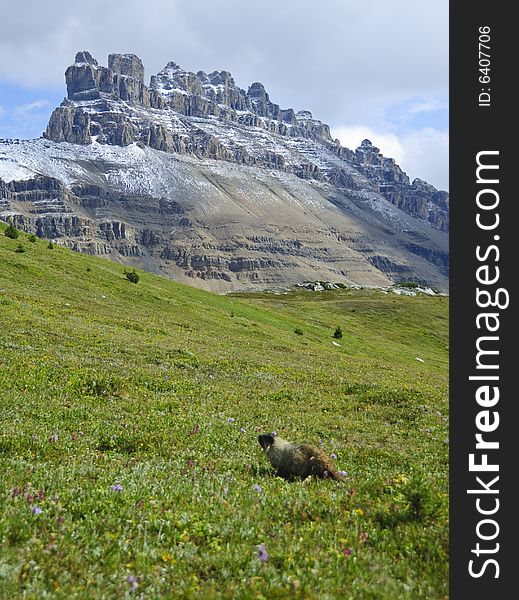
[27,233,37,243]
[15,243,26,253]
[4,223,19,239]
[47,241,54,249]
[86,267,92,272]
[294,327,304,336]
[125,269,140,284]
[333,326,343,339]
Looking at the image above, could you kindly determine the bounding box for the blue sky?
[0,85,63,140]
[0,0,448,190]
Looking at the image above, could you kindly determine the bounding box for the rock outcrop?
[354,139,449,230]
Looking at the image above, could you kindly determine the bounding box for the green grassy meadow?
[0,224,449,599]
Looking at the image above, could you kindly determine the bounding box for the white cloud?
[12,99,51,117]
[407,99,448,115]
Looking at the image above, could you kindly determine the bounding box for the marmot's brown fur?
[258,434,341,480]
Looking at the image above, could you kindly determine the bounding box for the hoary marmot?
[258,434,341,480]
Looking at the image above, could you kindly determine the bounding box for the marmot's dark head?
[258,434,275,450]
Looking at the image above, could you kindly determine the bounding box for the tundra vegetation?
[0,223,448,599]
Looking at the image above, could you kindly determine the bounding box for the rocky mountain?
[0,52,449,292]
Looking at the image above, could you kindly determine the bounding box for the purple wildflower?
[48,434,58,443]
[257,544,269,561]
[271,431,278,437]
[338,470,348,477]
[319,439,324,447]
[111,484,123,492]
[252,484,263,494]
[226,417,235,423]
[31,506,43,515]
[240,427,247,433]
[330,453,337,459]
[343,548,352,557]
[128,575,138,592]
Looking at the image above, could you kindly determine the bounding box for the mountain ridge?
[0,51,449,292]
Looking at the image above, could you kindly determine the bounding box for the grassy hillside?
[0,224,449,599]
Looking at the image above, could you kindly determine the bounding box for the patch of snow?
[0,159,35,182]
[415,286,436,296]
[392,288,417,296]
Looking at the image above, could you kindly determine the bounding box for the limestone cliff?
[44,52,448,233]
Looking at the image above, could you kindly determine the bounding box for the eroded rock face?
[108,53,144,82]
[43,51,448,236]
[354,140,449,230]
[65,52,150,106]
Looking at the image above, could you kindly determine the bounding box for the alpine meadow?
[0,224,449,599]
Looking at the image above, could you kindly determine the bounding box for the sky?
[0,0,448,190]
